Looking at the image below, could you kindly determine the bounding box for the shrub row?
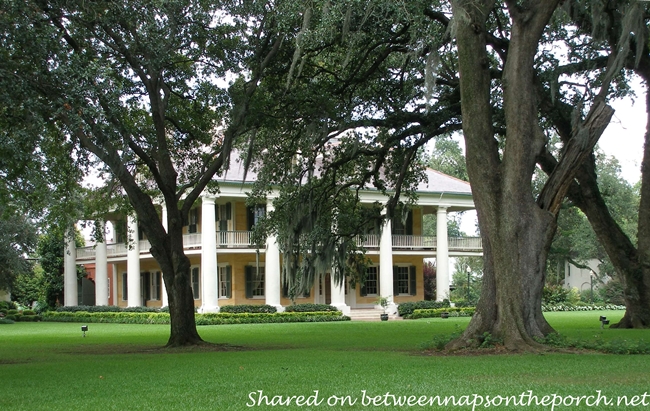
[55,305,161,313]
[0,301,17,311]
[409,307,475,319]
[397,300,450,317]
[218,304,277,314]
[41,311,349,325]
[283,303,338,313]
[542,303,626,312]
[195,312,349,325]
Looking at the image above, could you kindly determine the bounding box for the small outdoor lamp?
[81,325,88,337]
[599,316,609,329]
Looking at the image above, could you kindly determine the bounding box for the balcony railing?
[75,232,482,261]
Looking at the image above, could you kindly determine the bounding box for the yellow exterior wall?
[234,201,247,231]
[353,254,423,305]
[115,250,424,308]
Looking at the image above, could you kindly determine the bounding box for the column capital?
[201,194,217,205]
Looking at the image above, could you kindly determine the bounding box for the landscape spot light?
[599,316,609,329]
[81,325,88,337]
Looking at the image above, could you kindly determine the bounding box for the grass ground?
[0,311,649,410]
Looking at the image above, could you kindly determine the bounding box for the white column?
[64,227,78,306]
[379,208,396,314]
[200,196,219,312]
[127,215,141,307]
[436,207,450,301]
[161,205,169,307]
[330,273,350,316]
[95,222,109,306]
[265,199,283,312]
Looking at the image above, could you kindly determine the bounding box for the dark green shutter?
[226,202,232,219]
[245,266,252,299]
[393,266,398,295]
[247,206,255,231]
[215,204,219,221]
[226,266,232,298]
[410,266,417,296]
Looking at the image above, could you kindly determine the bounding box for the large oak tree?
[0,0,285,346]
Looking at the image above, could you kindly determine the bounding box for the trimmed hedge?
[409,307,475,319]
[219,304,277,314]
[195,312,349,325]
[284,303,338,313]
[41,310,349,325]
[55,305,160,313]
[542,303,625,312]
[397,300,450,317]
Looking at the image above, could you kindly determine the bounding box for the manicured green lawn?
[1,311,649,410]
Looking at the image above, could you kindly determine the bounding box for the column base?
[270,304,285,313]
[331,303,350,316]
[198,305,220,313]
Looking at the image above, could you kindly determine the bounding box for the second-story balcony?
[75,231,482,261]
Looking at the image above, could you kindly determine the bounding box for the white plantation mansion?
[63,158,481,314]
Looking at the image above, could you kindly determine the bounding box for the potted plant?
[377,296,391,321]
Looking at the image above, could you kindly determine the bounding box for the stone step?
[347,309,402,321]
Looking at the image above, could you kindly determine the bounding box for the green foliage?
[410,307,475,319]
[542,303,625,311]
[397,300,450,317]
[36,228,85,308]
[598,277,626,305]
[0,318,15,324]
[427,138,469,182]
[218,304,277,314]
[283,303,338,312]
[41,310,348,325]
[0,301,16,311]
[449,257,483,304]
[56,305,163,313]
[542,285,580,305]
[423,261,436,301]
[478,332,502,349]
[0,206,36,292]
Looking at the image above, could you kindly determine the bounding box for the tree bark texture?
[450,0,563,351]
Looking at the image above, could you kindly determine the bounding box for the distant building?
[65,157,482,314]
[563,259,604,292]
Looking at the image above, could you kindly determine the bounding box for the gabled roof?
[418,168,472,195]
[214,153,472,197]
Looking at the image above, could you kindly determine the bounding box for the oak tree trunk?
[449,0,562,351]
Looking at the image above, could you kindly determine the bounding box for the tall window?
[396,266,410,294]
[191,267,200,300]
[219,266,232,299]
[393,265,416,296]
[362,266,378,296]
[392,209,413,235]
[245,266,265,298]
[121,273,128,301]
[188,208,199,234]
[247,204,266,231]
[150,271,161,300]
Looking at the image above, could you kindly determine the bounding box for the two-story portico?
[65,159,479,314]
